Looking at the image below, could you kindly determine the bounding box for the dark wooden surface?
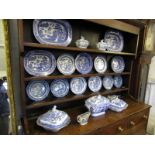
[28,97,151,135]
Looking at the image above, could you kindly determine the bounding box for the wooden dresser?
[17,19,151,135]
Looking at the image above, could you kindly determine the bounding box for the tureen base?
[91,111,106,117]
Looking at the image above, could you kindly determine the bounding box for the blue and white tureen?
[96,39,107,51]
[37,105,71,132]
[85,95,110,117]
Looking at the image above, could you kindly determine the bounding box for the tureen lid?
[37,105,70,127]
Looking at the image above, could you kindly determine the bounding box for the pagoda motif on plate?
[75,36,89,48]
[96,39,107,51]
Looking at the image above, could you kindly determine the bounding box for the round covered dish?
[36,105,71,132]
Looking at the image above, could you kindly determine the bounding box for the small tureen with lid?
[85,95,110,117]
[96,39,107,51]
[36,105,71,132]
[75,36,89,48]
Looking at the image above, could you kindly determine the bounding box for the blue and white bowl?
[75,53,93,74]
[70,77,87,95]
[114,75,123,88]
[26,80,50,101]
[50,79,69,98]
[88,76,102,92]
[103,76,114,90]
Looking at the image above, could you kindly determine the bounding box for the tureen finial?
[81,36,84,40]
[52,105,57,111]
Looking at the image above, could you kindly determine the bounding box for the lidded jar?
[75,36,89,48]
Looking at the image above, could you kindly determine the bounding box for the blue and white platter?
[111,56,125,73]
[70,77,87,95]
[75,53,93,74]
[26,80,50,101]
[104,30,124,52]
[114,75,123,88]
[103,76,114,90]
[88,76,102,92]
[24,50,56,76]
[50,79,69,98]
[33,19,72,46]
[94,56,107,73]
[57,54,75,75]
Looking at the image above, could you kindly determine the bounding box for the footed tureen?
[36,105,71,132]
[108,95,128,112]
[85,95,110,117]
[96,39,107,51]
[75,36,89,48]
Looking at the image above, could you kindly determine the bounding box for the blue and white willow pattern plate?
[70,77,87,95]
[88,76,102,92]
[24,50,56,76]
[33,19,72,46]
[103,76,114,90]
[50,79,69,98]
[111,56,125,73]
[26,80,50,101]
[94,56,107,73]
[114,75,123,88]
[57,54,75,75]
[104,30,124,52]
[75,53,93,74]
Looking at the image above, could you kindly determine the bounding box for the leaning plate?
[70,77,87,95]
[111,56,125,73]
[114,75,123,88]
[104,30,124,52]
[50,79,69,98]
[94,56,107,73]
[57,54,75,75]
[24,50,56,76]
[33,19,72,46]
[103,76,114,90]
[75,53,93,74]
[88,76,102,92]
[26,80,50,101]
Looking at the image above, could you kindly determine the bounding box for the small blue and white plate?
[24,50,56,76]
[70,77,87,95]
[33,19,72,46]
[103,76,114,90]
[26,80,50,101]
[88,76,102,92]
[57,54,75,75]
[94,56,107,73]
[75,53,93,74]
[50,79,69,98]
[111,56,125,73]
[104,30,124,52]
[114,75,123,88]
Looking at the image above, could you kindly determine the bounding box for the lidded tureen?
[85,95,110,117]
[108,95,128,112]
[96,39,107,50]
[75,36,89,48]
[36,105,71,132]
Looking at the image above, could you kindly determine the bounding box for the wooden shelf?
[26,87,129,110]
[23,42,136,56]
[24,72,130,81]
[28,98,151,135]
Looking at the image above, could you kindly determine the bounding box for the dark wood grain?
[24,72,130,81]
[23,42,136,56]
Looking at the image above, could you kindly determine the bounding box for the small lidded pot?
[75,36,89,48]
[96,39,107,51]
[77,111,91,125]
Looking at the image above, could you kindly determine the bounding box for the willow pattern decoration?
[2,20,17,134]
